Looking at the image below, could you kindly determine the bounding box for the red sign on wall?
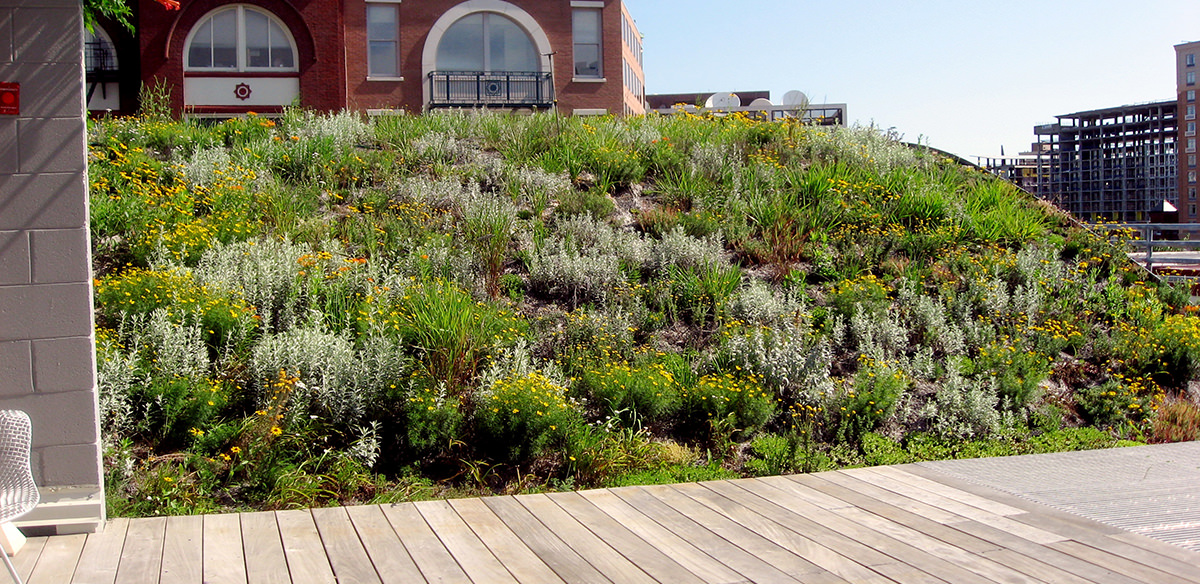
[0,83,17,116]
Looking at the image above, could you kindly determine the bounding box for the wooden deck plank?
[1108,531,1200,565]
[742,477,1001,584]
[379,503,472,584]
[682,481,886,583]
[544,491,705,584]
[1067,534,1200,583]
[343,505,425,584]
[864,562,953,584]
[946,517,1145,584]
[482,495,612,584]
[868,466,1028,516]
[414,499,516,584]
[650,483,839,580]
[202,513,246,584]
[240,511,290,584]
[160,515,203,584]
[446,498,565,584]
[706,480,896,568]
[609,485,804,584]
[758,475,854,510]
[800,474,1004,555]
[1008,508,1130,538]
[27,533,85,584]
[275,510,336,584]
[515,494,660,584]
[311,507,383,584]
[14,537,46,584]
[980,548,1114,584]
[70,518,129,584]
[831,505,1042,584]
[833,469,1066,545]
[50,444,1200,584]
[576,488,748,584]
[825,470,963,523]
[114,516,167,584]
[1049,539,1198,584]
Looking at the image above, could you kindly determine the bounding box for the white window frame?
[572,5,604,81]
[1189,53,1196,67]
[366,0,403,81]
[1189,71,1197,86]
[184,5,299,73]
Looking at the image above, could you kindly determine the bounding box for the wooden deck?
[16,457,1200,583]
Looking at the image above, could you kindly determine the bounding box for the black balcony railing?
[428,71,554,109]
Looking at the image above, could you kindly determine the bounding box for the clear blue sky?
[624,0,1200,160]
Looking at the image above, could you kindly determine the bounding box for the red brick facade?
[129,0,642,117]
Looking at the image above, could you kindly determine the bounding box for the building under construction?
[1035,101,1178,221]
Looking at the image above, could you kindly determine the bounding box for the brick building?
[1177,40,1200,221]
[91,0,645,117]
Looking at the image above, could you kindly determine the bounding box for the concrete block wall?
[0,0,105,533]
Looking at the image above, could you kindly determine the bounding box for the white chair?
[0,411,38,584]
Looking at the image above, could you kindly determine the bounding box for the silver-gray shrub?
[728,279,808,327]
[650,226,725,275]
[286,109,373,146]
[146,308,208,379]
[96,322,142,437]
[555,214,649,267]
[796,123,926,173]
[397,175,466,211]
[846,304,910,361]
[689,142,742,182]
[250,328,408,428]
[394,238,477,291]
[195,238,311,332]
[412,131,481,166]
[720,324,834,404]
[1015,244,1068,286]
[510,166,570,214]
[528,238,624,305]
[922,362,1001,440]
[182,146,233,188]
[479,339,568,391]
[898,286,965,357]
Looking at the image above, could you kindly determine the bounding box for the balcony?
[427,71,554,109]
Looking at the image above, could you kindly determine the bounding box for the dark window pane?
[212,10,237,68]
[188,19,213,68]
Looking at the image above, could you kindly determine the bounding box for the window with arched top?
[84,26,119,75]
[185,5,297,72]
[435,12,538,73]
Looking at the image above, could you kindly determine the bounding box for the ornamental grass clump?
[391,279,525,395]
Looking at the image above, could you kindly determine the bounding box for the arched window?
[185,5,297,72]
[84,26,118,75]
[435,12,538,73]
